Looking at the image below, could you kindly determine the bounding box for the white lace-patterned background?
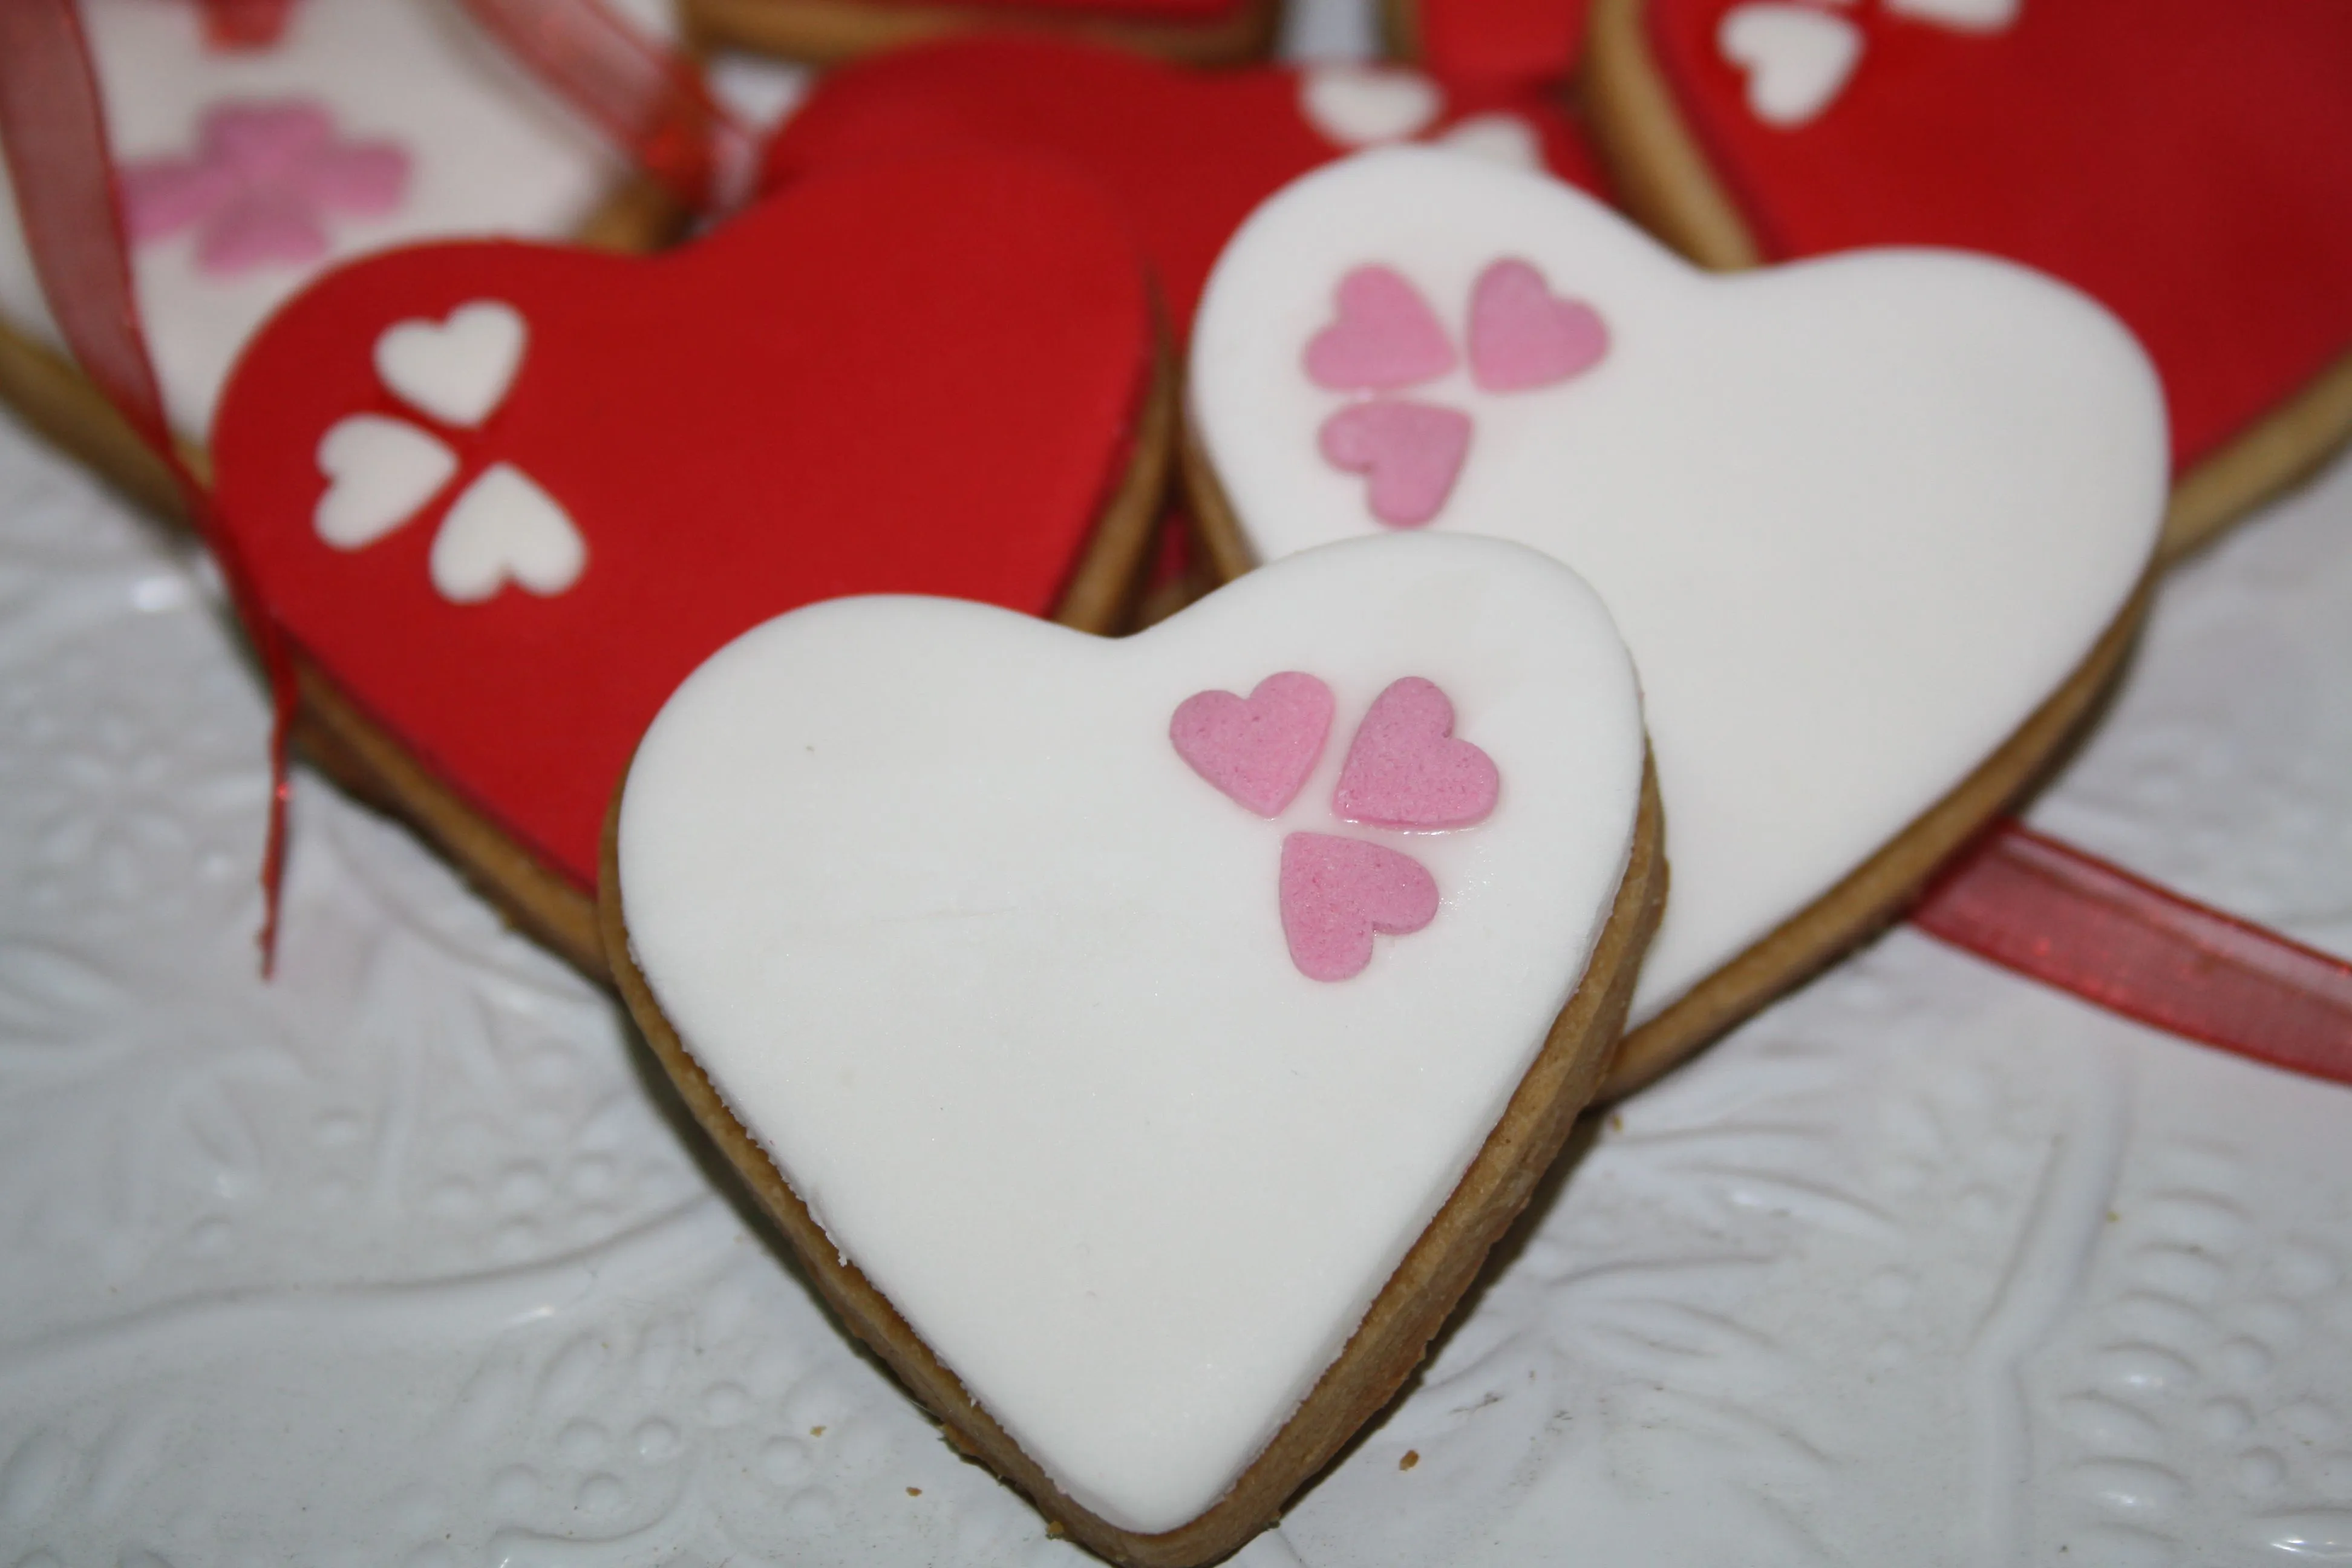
[5,33,2352,1556]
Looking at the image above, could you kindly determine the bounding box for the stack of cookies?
[0,0,2345,1560]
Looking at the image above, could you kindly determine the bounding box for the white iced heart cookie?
[372,299,527,428]
[1189,148,2166,1093]
[609,533,1660,1564]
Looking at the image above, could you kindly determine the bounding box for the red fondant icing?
[211,152,1154,891]
[759,34,1610,339]
[192,0,302,50]
[1172,672,1336,818]
[1644,0,2352,472]
[1334,677,1499,829]
[1279,832,1440,982]
[1417,0,1594,90]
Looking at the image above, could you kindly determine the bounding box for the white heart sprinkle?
[1719,3,1864,127]
[1432,112,1547,172]
[428,463,585,603]
[1298,66,1443,147]
[374,300,528,428]
[1886,0,2020,31]
[313,414,456,550]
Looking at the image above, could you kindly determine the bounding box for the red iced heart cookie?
[760,34,1612,339]
[209,151,1165,974]
[1587,0,2352,555]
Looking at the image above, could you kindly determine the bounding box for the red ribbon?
[0,0,299,973]
[1914,820,2352,1085]
[450,0,757,214]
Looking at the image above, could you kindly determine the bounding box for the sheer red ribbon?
[451,0,757,213]
[0,0,299,972]
[1913,821,2352,1084]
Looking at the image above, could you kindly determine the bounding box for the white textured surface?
[5,368,2352,1562]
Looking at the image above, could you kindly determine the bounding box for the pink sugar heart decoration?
[1304,265,1458,391]
[1318,399,1471,529]
[1334,676,1500,829]
[1467,258,1609,392]
[1170,671,1336,817]
[1279,832,1440,982]
[120,99,410,276]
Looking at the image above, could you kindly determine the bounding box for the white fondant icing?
[312,413,456,549]
[1191,148,2166,1028]
[0,0,678,440]
[374,300,527,429]
[1298,65,1443,148]
[1718,2,1865,127]
[1432,112,1547,172]
[1886,0,2021,32]
[428,462,584,603]
[616,532,1646,1533]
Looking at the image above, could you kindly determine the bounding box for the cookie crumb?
[907,1486,922,1497]
[1399,1449,1420,1471]
[810,1425,826,1437]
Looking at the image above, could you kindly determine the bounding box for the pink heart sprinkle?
[1468,258,1609,392]
[1333,676,1499,829]
[1279,832,1440,982]
[1170,671,1336,817]
[1318,399,1471,529]
[1304,265,1457,391]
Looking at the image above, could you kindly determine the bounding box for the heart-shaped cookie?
[1585,0,2352,555]
[607,532,1663,1565]
[1188,148,2166,1094]
[210,151,1168,975]
[759,34,1612,341]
